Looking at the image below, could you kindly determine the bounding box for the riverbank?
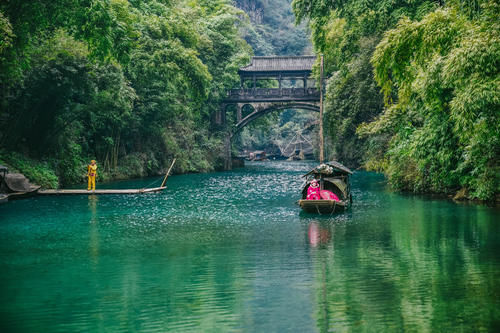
[0,151,58,189]
[1,150,497,203]
[0,149,222,191]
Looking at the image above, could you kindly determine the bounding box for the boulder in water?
[3,173,40,193]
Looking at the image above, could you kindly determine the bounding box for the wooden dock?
[38,186,166,195]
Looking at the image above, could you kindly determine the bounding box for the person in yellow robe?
[87,160,98,190]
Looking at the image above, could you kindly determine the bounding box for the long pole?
[319,54,325,163]
[161,158,176,187]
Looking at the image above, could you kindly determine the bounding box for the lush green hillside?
[235,0,311,55]
[293,0,499,200]
[0,0,251,187]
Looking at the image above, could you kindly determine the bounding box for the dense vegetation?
[293,0,499,200]
[0,0,251,186]
[1,0,497,201]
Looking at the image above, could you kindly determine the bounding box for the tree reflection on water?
[304,200,500,332]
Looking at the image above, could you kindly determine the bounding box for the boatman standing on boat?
[87,160,98,191]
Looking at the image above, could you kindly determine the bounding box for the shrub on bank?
[0,150,59,189]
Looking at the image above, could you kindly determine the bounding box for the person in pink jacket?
[307,179,341,201]
[306,179,321,200]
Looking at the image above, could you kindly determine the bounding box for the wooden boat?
[247,150,268,161]
[298,161,353,214]
[298,56,353,215]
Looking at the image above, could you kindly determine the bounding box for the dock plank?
[38,186,166,195]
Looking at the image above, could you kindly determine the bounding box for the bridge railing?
[226,87,319,101]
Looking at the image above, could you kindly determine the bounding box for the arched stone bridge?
[229,102,319,138]
[217,56,320,169]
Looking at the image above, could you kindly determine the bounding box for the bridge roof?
[239,56,316,73]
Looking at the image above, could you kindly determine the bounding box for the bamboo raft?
[37,159,176,197]
[38,187,166,195]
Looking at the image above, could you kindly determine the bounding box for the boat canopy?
[324,177,347,197]
[303,161,353,177]
[301,177,348,199]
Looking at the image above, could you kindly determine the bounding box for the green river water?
[0,161,499,332]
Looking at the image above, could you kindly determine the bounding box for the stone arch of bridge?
[230,102,319,139]
[221,56,321,169]
[223,101,319,170]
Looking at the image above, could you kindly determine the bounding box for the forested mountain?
[0,0,251,187]
[235,0,311,55]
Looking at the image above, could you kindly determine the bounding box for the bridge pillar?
[215,109,227,125]
[215,110,222,125]
[236,104,242,123]
[224,132,232,170]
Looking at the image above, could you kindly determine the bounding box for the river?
[0,161,499,332]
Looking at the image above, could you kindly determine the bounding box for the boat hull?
[298,199,347,214]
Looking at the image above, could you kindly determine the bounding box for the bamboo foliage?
[293,0,498,200]
[361,3,499,199]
